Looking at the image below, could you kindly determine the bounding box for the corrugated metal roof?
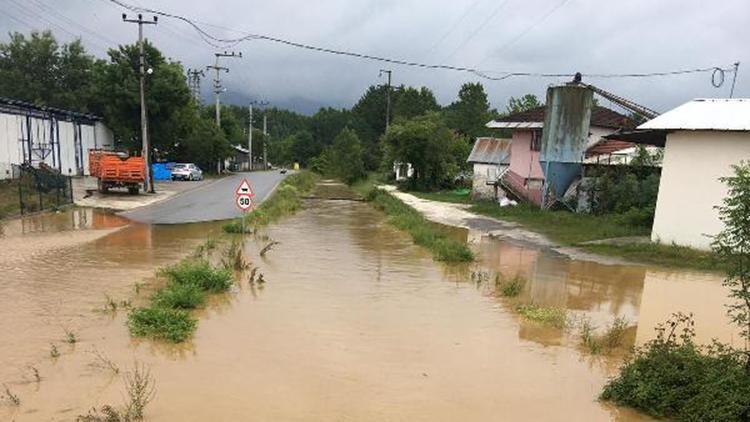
[585,139,636,157]
[467,137,512,164]
[485,105,635,130]
[638,98,750,131]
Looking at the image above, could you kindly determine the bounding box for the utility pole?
[207,51,242,173]
[248,100,268,171]
[122,13,158,193]
[730,62,740,98]
[263,115,268,171]
[379,69,392,130]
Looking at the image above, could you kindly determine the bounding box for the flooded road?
[0,193,737,421]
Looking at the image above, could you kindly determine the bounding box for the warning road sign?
[236,179,254,197]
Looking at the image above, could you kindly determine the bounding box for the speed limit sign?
[236,194,252,211]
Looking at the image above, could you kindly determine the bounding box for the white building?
[467,137,512,200]
[631,98,750,250]
[0,97,114,179]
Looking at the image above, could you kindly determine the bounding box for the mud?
[0,199,737,421]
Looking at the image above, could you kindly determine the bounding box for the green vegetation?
[355,180,473,263]
[578,316,628,354]
[603,164,750,420]
[601,314,750,421]
[410,189,471,204]
[311,128,367,184]
[127,307,197,343]
[77,363,156,422]
[516,304,567,328]
[584,242,723,271]
[128,256,236,342]
[223,171,317,233]
[495,274,526,297]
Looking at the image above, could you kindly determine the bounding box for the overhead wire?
[102,0,736,86]
[443,0,512,61]
[425,0,485,55]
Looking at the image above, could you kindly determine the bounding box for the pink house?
[486,106,634,205]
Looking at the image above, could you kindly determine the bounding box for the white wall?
[651,130,750,250]
[0,110,112,179]
[472,163,506,200]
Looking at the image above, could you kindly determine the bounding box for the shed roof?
[638,98,750,131]
[467,137,512,164]
[0,96,101,123]
[486,105,635,130]
[585,139,636,158]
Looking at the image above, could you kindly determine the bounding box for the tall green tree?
[444,82,491,140]
[321,128,366,184]
[505,94,542,114]
[382,112,470,191]
[393,86,440,121]
[0,30,97,111]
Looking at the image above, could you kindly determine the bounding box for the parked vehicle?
[171,163,203,181]
[89,150,145,194]
[279,168,288,174]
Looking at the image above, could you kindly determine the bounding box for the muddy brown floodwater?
[0,192,739,421]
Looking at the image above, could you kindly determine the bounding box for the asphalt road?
[122,171,289,224]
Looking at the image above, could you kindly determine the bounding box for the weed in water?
[104,295,118,312]
[29,366,40,382]
[192,237,218,258]
[159,260,233,293]
[77,362,156,422]
[221,239,250,271]
[259,240,280,257]
[2,384,20,406]
[50,343,60,358]
[579,317,603,354]
[495,274,526,297]
[133,283,144,295]
[516,304,567,328]
[90,347,120,374]
[151,283,205,310]
[127,307,197,343]
[248,267,258,284]
[64,328,77,344]
[578,316,629,355]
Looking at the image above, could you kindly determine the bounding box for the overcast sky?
[2,0,748,114]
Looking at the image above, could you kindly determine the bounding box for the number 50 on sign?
[236,194,253,211]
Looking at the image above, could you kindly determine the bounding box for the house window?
[530,130,542,152]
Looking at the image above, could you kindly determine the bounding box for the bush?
[516,304,567,328]
[601,313,750,421]
[127,307,197,343]
[496,274,526,297]
[159,260,233,292]
[151,283,205,309]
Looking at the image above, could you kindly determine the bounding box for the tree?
[173,109,230,171]
[323,128,366,184]
[505,94,542,114]
[289,130,320,166]
[712,162,750,371]
[393,86,440,121]
[0,30,97,111]
[382,112,470,191]
[444,82,491,140]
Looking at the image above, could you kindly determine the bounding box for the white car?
[171,163,203,181]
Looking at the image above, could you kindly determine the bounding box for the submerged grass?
[578,316,629,355]
[516,304,567,328]
[495,274,526,297]
[356,182,473,263]
[223,171,317,233]
[128,252,237,342]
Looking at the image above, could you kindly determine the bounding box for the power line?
[443,0,512,61]
[492,0,571,56]
[425,0,485,54]
[103,0,737,85]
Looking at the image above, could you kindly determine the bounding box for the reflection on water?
[0,201,735,421]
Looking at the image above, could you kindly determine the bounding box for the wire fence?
[0,164,73,218]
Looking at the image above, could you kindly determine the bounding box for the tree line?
[0,30,542,188]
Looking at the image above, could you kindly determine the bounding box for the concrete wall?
[472,163,508,200]
[651,131,750,250]
[509,130,544,181]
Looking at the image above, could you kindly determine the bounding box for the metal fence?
[14,164,73,215]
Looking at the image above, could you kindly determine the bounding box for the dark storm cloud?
[2,0,748,114]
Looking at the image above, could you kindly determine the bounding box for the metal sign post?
[235,178,255,233]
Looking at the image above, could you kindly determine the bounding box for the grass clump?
[601,313,750,421]
[359,186,473,263]
[516,304,567,328]
[579,316,628,354]
[409,189,471,204]
[158,260,233,293]
[495,274,526,297]
[77,363,156,422]
[127,307,196,343]
[151,283,205,310]
[223,171,317,233]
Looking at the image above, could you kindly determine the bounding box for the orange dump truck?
[89,150,145,194]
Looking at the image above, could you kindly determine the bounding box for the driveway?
[121,171,288,224]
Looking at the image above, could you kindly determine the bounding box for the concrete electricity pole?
[248,100,268,171]
[379,69,392,130]
[263,115,268,171]
[207,51,241,173]
[122,13,158,193]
